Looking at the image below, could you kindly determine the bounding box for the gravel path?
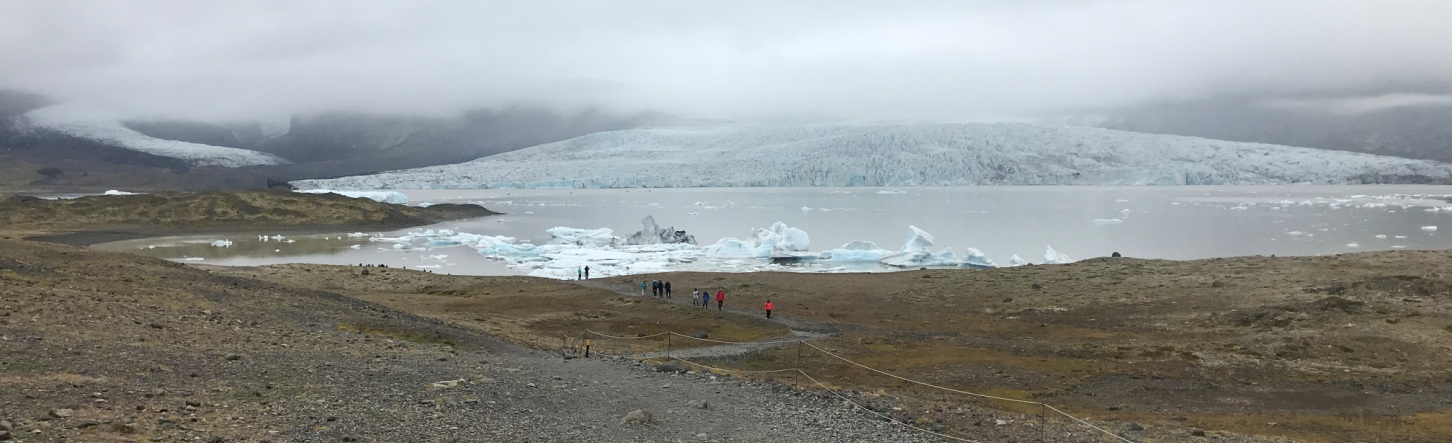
[570,279,840,361]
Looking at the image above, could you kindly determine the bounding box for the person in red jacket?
[715,288,725,311]
[764,299,774,319]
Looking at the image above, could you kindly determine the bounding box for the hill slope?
[294,123,1452,190]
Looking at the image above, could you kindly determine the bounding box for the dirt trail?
[571,278,838,360]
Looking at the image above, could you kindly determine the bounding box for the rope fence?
[566,329,1135,443]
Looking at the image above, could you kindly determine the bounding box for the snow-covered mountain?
[19,105,286,167]
[293,123,1452,189]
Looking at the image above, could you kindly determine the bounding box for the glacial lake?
[95,186,1452,278]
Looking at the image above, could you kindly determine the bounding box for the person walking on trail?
[715,288,726,311]
[701,290,710,309]
[691,288,700,306]
[764,299,774,319]
[640,280,648,296]
[664,281,672,298]
[584,265,590,279]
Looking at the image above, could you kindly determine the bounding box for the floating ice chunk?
[1392,245,1407,249]
[625,216,696,245]
[417,202,433,208]
[103,190,137,195]
[1375,234,1387,239]
[882,248,958,268]
[818,240,890,262]
[876,189,906,195]
[269,235,285,241]
[1346,243,1360,248]
[285,239,295,243]
[1008,255,1028,266]
[760,222,810,252]
[1423,226,1439,231]
[295,189,408,205]
[179,257,205,261]
[712,221,811,257]
[1092,219,1123,224]
[685,212,700,215]
[1044,245,1072,264]
[349,244,361,249]
[960,248,997,269]
[1286,231,1306,236]
[1395,235,1408,239]
[705,238,765,258]
[1115,199,1130,203]
[801,206,813,212]
[548,227,620,247]
[346,232,369,238]
[900,225,935,253]
[210,239,232,247]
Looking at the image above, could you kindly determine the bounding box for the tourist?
[640,280,648,296]
[764,299,774,319]
[700,290,710,309]
[715,288,725,311]
[664,281,672,298]
[577,267,583,280]
[691,288,700,306]
[584,265,591,279]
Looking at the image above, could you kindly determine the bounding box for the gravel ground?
[0,237,956,442]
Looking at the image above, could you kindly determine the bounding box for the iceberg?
[293,122,1452,190]
[1008,255,1028,266]
[103,190,138,196]
[881,248,959,268]
[1422,226,1438,231]
[960,248,997,269]
[295,189,408,205]
[708,221,810,258]
[900,225,935,253]
[752,222,810,253]
[210,239,232,247]
[624,216,697,245]
[880,226,965,268]
[548,227,620,248]
[819,240,891,262]
[1044,245,1073,264]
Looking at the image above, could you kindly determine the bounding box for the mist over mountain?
[0,89,650,190]
[1098,95,1452,162]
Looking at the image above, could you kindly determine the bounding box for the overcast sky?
[3,0,1450,121]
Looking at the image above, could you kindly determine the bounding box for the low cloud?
[3,0,1450,121]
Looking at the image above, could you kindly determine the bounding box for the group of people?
[642,279,672,297]
[632,281,772,318]
[576,266,592,280]
[689,288,728,311]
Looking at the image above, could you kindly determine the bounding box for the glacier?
[19,105,286,167]
[293,122,1452,189]
[294,189,409,205]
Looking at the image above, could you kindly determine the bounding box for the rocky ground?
[0,237,968,442]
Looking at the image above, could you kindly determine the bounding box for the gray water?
[94,186,1452,275]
